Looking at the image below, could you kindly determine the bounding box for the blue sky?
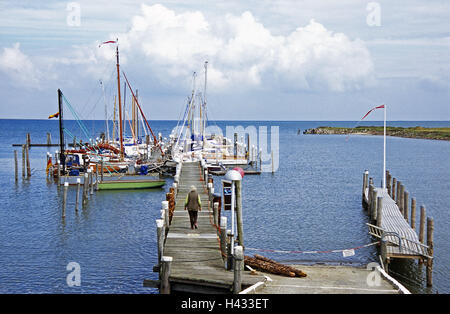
[0,0,449,120]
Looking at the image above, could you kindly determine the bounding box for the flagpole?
[383,104,386,190]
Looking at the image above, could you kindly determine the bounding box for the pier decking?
[146,161,265,293]
[362,170,434,286]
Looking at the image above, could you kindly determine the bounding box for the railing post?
[233,246,243,294]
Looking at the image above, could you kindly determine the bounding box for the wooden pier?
[144,161,265,294]
[362,170,434,286]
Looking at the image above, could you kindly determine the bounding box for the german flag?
[48,112,59,119]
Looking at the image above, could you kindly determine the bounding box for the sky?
[0,0,449,121]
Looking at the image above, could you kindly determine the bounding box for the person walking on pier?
[185,185,202,229]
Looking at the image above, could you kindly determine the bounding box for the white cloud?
[94,4,374,93]
[0,43,42,87]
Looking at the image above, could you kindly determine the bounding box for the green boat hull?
[97,180,166,190]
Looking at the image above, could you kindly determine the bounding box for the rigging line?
[62,129,120,175]
[78,64,116,118]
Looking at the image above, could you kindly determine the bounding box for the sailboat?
[168,61,252,169]
[54,40,165,190]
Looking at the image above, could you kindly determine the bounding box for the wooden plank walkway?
[161,161,264,293]
[363,187,429,258]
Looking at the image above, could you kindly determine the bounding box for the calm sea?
[0,119,449,294]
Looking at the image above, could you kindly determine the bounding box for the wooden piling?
[82,172,89,205]
[386,171,391,195]
[160,256,172,294]
[227,230,233,270]
[235,180,244,247]
[392,177,396,199]
[95,166,99,191]
[371,188,378,221]
[14,150,18,181]
[75,178,81,212]
[368,184,374,212]
[411,197,416,230]
[62,181,68,218]
[403,190,409,222]
[213,202,219,227]
[220,216,227,263]
[426,217,434,287]
[162,201,169,229]
[362,170,368,198]
[156,219,164,267]
[398,184,404,214]
[22,145,25,178]
[396,180,401,203]
[25,143,31,178]
[419,205,426,244]
[233,246,244,294]
[376,196,383,227]
[89,169,94,195]
[100,160,104,182]
[26,133,31,147]
[47,133,51,145]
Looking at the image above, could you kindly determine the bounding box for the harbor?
[1,0,450,298]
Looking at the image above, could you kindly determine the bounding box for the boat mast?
[203,61,208,141]
[100,80,110,143]
[116,44,124,160]
[57,89,65,173]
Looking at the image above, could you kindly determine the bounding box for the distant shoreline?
[303,126,450,141]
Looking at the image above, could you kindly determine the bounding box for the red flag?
[98,40,117,47]
[360,105,385,121]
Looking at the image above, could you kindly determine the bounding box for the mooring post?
[156,219,164,269]
[100,160,104,182]
[419,205,426,244]
[213,202,219,227]
[226,230,233,270]
[371,188,378,221]
[362,170,368,200]
[21,145,26,178]
[368,184,374,212]
[82,172,89,206]
[47,132,51,145]
[386,171,391,195]
[392,177,397,199]
[403,190,409,222]
[89,169,94,195]
[75,178,81,212]
[14,150,18,182]
[62,181,68,218]
[162,201,169,228]
[95,165,99,191]
[376,196,383,227]
[220,216,227,263]
[26,133,31,147]
[271,150,274,174]
[426,217,434,287]
[411,197,416,230]
[396,180,401,204]
[25,143,31,178]
[398,183,404,214]
[235,179,244,248]
[233,245,244,294]
[160,256,173,294]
